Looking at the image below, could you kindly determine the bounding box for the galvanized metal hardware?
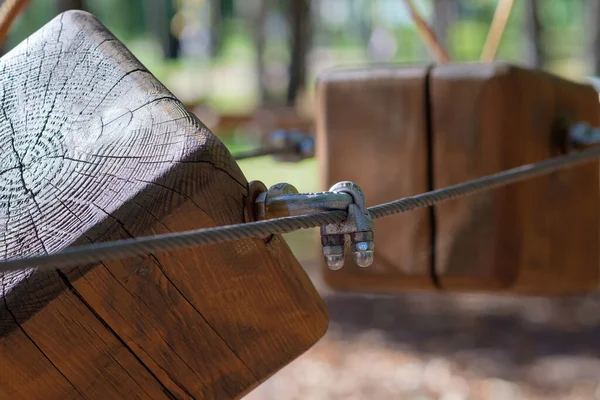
[566,122,600,151]
[251,180,374,270]
[267,130,315,162]
[320,182,374,270]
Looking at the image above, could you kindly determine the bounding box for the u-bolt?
[319,182,374,270]
[249,180,375,270]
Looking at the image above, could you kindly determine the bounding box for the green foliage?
[539,0,583,28]
[449,20,488,61]
[85,0,146,41]
[1,0,593,112]
[5,0,54,50]
[393,27,422,63]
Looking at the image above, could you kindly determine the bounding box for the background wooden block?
[316,66,435,291]
[0,11,327,399]
[317,63,600,295]
[432,63,600,294]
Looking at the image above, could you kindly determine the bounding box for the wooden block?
[432,63,600,294]
[317,63,600,295]
[0,11,327,399]
[316,66,435,291]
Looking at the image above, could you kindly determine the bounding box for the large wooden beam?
[0,11,327,399]
[432,63,600,294]
[317,63,600,295]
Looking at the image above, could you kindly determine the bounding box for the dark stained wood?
[0,10,327,399]
[316,66,435,292]
[5,278,169,399]
[431,63,600,294]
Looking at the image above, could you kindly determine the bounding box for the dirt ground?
[244,246,600,400]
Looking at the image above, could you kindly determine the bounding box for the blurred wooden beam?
[318,63,600,295]
[186,103,313,136]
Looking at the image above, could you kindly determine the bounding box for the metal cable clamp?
[319,182,375,270]
[249,180,375,270]
[566,122,600,151]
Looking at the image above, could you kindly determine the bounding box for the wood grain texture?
[432,63,600,294]
[0,10,327,399]
[316,66,435,292]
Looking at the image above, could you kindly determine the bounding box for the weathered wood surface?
[317,62,600,295]
[0,10,328,399]
[316,66,434,291]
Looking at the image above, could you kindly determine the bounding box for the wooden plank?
[316,66,435,291]
[431,63,600,294]
[0,10,328,399]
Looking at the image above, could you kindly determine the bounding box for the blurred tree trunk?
[357,0,370,46]
[432,0,458,53]
[349,0,370,47]
[145,0,179,59]
[56,0,84,11]
[252,0,268,103]
[287,0,311,106]
[523,0,544,69]
[209,0,222,57]
[589,0,600,75]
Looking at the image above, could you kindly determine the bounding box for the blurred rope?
[2,142,600,273]
[481,0,515,62]
[0,0,29,48]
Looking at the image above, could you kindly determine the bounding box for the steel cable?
[2,144,600,273]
